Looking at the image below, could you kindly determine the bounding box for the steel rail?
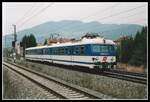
[3,61,113,99]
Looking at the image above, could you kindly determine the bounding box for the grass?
[117,63,146,73]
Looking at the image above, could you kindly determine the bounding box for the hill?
[3,20,143,47]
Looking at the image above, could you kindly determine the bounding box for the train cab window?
[108,45,115,51]
[100,46,109,52]
[92,44,115,52]
[92,45,100,52]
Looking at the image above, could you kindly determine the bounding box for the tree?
[20,35,27,57]
[116,45,121,62]
[20,34,37,57]
[129,26,147,68]
[44,39,47,45]
[120,36,134,63]
[28,34,37,47]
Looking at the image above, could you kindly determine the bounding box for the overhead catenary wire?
[70,18,147,38]
[95,4,146,22]
[54,4,146,36]
[103,10,146,24]
[42,4,146,40]
[13,3,146,41]
[82,18,147,39]
[71,11,146,34]
[16,4,48,31]
[66,4,146,35]
[50,3,119,33]
[40,3,119,39]
[17,3,54,30]
[15,3,37,25]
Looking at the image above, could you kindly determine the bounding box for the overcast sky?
[2,2,148,36]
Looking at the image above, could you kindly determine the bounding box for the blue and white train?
[25,37,117,69]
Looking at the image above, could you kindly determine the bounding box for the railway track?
[4,58,147,84]
[3,61,113,99]
[108,69,147,78]
[103,70,147,84]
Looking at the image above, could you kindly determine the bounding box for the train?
[25,36,117,70]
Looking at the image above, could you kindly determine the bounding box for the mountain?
[3,20,143,47]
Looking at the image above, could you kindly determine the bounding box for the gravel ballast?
[3,66,59,99]
[3,58,147,99]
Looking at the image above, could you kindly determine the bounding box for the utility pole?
[5,35,6,58]
[12,24,17,62]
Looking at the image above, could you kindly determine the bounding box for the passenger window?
[65,48,68,55]
[80,46,85,54]
[55,48,58,55]
[67,47,71,55]
[75,47,79,55]
[61,48,64,55]
[49,48,51,55]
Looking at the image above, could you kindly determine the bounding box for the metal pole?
[24,39,27,65]
[5,35,6,58]
[12,24,17,62]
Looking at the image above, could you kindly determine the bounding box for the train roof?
[26,37,116,50]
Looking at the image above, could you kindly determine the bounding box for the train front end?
[91,43,117,70]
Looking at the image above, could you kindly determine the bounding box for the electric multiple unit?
[25,37,117,69]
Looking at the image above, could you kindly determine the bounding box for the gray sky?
[2,2,148,36]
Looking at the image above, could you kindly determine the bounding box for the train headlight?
[111,57,114,62]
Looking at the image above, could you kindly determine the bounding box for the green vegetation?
[20,34,37,57]
[43,39,47,45]
[117,26,147,68]
[120,36,134,63]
